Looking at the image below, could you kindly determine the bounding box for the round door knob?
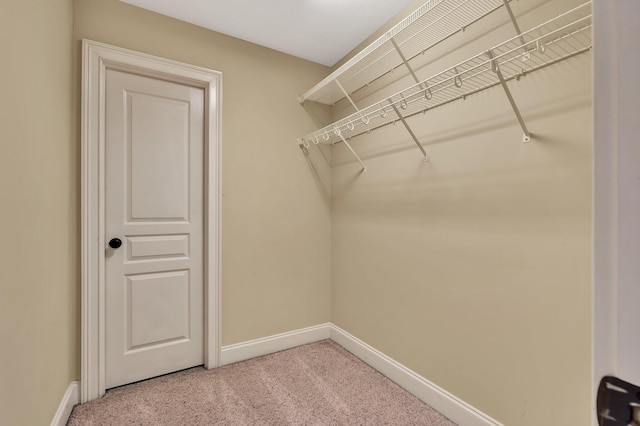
[109,238,122,249]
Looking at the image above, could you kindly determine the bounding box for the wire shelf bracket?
[502,0,528,55]
[334,78,360,113]
[487,49,531,142]
[337,132,367,172]
[389,98,429,161]
[391,38,423,86]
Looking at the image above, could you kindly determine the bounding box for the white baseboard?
[51,380,80,426]
[220,323,332,366]
[329,324,503,426]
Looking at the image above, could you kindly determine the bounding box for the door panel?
[128,92,190,221]
[105,69,204,389]
[127,270,190,350]
[126,234,190,261]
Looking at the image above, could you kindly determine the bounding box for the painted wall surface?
[0,0,78,424]
[593,4,640,421]
[0,0,593,423]
[73,0,332,346]
[326,0,592,425]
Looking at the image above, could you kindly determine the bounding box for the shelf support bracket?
[391,38,423,86]
[334,78,360,113]
[389,99,428,160]
[487,49,531,142]
[502,0,530,59]
[336,132,367,172]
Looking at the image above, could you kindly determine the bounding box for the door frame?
[80,39,222,403]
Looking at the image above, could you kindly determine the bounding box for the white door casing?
[81,40,222,402]
[105,69,205,388]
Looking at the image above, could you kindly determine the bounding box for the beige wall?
[3,0,331,422]
[0,0,78,424]
[0,0,592,423]
[328,0,592,425]
[73,0,333,345]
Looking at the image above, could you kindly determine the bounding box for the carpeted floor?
[68,340,457,425]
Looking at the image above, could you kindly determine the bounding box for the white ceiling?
[120,0,413,66]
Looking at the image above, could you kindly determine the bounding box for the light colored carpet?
[68,340,457,425]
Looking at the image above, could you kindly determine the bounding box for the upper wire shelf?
[298,0,507,106]
[300,2,592,148]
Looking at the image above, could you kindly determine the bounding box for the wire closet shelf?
[299,0,507,106]
[299,1,592,149]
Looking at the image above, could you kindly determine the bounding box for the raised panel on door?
[105,69,204,389]
[127,270,190,351]
[127,91,190,222]
[126,234,190,261]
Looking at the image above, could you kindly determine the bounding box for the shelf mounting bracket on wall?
[487,49,531,142]
[388,98,428,160]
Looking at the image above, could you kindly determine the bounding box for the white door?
[104,68,205,389]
